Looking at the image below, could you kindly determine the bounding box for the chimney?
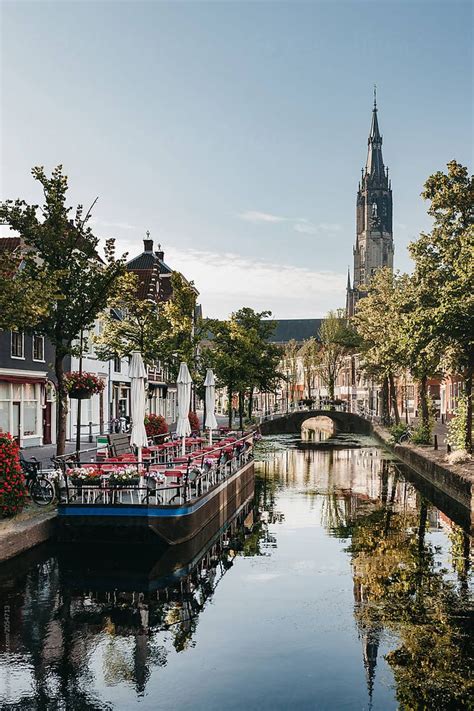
[143,230,153,252]
[155,242,164,260]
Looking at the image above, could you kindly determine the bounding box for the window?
[114,356,121,373]
[33,335,45,361]
[11,331,24,358]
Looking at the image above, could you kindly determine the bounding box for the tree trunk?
[328,375,335,408]
[389,372,400,424]
[238,391,244,430]
[227,383,233,428]
[55,352,68,456]
[419,374,429,430]
[464,365,473,454]
[248,386,254,420]
[381,376,390,425]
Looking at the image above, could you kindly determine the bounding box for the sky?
[1,0,472,319]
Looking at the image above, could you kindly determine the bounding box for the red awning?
[0,375,47,385]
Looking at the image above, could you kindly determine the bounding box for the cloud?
[145,246,346,319]
[238,210,288,224]
[238,211,341,236]
[90,217,136,231]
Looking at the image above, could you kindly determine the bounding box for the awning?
[0,375,47,385]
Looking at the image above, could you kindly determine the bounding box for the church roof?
[268,319,323,344]
[365,94,386,182]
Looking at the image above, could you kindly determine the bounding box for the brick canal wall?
[372,425,474,516]
[0,508,57,563]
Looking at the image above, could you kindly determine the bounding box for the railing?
[60,433,254,508]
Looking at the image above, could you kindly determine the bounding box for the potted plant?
[65,372,105,400]
[0,434,27,517]
[68,466,102,486]
[144,414,169,438]
[108,466,140,486]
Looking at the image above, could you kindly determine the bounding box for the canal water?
[0,435,472,710]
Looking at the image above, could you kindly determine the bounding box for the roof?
[126,251,172,274]
[268,319,323,344]
[0,237,21,252]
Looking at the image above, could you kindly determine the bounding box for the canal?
[0,435,472,710]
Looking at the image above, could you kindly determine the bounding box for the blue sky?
[1,1,472,318]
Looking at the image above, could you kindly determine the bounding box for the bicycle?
[398,427,413,444]
[20,453,57,506]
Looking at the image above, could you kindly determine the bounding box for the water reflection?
[0,439,472,710]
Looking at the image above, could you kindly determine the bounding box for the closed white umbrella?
[176,362,192,456]
[204,368,218,446]
[129,352,148,490]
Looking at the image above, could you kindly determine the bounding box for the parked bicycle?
[398,426,413,444]
[20,452,57,506]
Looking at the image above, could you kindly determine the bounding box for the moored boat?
[58,432,255,545]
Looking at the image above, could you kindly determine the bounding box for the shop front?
[0,371,54,448]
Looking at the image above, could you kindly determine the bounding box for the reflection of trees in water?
[345,481,473,710]
[0,497,274,707]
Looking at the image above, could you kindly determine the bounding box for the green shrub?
[411,424,432,445]
[447,395,468,451]
[389,423,409,443]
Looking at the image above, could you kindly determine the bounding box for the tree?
[0,166,126,454]
[318,309,358,407]
[282,339,299,409]
[409,161,474,452]
[300,337,320,402]
[94,271,170,366]
[160,272,199,379]
[206,308,279,428]
[0,247,60,331]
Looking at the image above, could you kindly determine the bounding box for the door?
[43,402,52,444]
[12,402,20,444]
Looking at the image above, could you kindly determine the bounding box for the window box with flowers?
[65,372,105,400]
[68,466,102,487]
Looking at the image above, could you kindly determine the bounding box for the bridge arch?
[259,410,372,436]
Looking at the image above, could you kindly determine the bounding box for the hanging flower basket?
[65,372,105,399]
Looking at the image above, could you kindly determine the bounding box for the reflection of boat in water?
[58,488,256,592]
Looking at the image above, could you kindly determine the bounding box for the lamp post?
[75,329,83,460]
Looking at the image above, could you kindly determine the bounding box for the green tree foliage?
[282,339,300,408]
[300,337,320,402]
[205,308,280,427]
[0,248,60,331]
[94,271,170,365]
[95,270,199,380]
[409,161,474,451]
[318,309,358,405]
[0,166,126,454]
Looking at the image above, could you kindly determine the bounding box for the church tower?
[347,91,394,316]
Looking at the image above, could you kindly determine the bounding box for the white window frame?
[11,331,25,359]
[32,334,45,362]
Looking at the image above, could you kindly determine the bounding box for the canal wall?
[0,508,57,563]
[372,425,474,518]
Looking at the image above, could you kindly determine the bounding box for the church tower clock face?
[346,93,394,317]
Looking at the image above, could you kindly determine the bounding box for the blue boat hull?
[58,461,255,545]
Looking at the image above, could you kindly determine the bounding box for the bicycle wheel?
[30,477,55,506]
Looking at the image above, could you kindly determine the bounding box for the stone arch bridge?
[259,410,372,436]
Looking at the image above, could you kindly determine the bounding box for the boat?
[57,432,255,546]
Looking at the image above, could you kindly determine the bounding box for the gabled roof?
[0,236,21,252]
[126,251,172,274]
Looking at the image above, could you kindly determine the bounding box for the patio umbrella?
[176,362,192,455]
[204,368,218,446]
[129,352,148,488]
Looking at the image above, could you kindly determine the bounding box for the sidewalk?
[23,440,96,467]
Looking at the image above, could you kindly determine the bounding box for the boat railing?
[61,432,254,507]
